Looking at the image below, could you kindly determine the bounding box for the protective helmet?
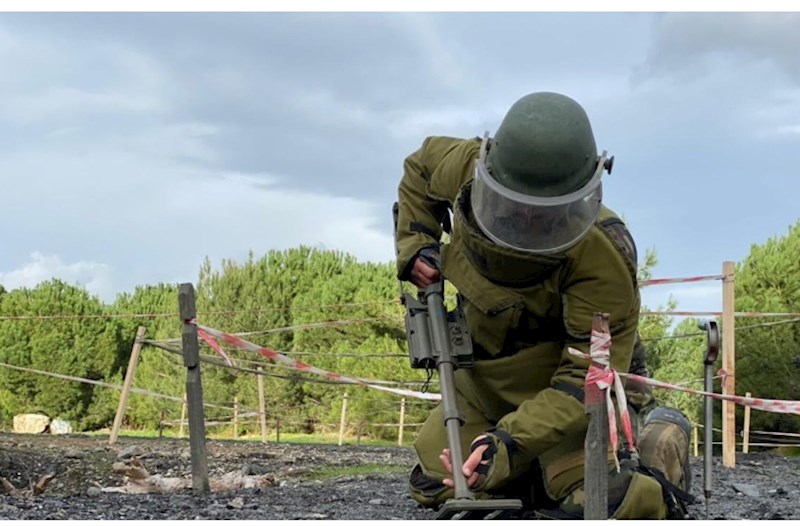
[471,92,613,254]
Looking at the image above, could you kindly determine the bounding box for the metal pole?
[426,286,471,500]
[700,319,720,517]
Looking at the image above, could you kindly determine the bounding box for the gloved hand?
[439,432,513,492]
[409,246,441,288]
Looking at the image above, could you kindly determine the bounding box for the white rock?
[50,419,73,434]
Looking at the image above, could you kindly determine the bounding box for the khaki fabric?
[638,417,691,492]
[556,459,668,519]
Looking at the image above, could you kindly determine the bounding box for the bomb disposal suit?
[394,92,692,519]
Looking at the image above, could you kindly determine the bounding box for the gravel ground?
[1,433,799,520]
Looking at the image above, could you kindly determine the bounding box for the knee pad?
[639,406,692,493]
[645,406,692,438]
[546,459,668,520]
[408,464,453,508]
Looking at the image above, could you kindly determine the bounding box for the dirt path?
[1,433,799,519]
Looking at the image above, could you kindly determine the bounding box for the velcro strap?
[470,435,497,462]
[410,221,439,240]
[553,382,585,404]
[639,465,697,505]
[486,427,518,454]
[473,462,491,475]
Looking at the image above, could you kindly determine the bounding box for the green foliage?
[732,221,800,434]
[639,249,710,423]
[0,280,129,430]
[3,223,798,443]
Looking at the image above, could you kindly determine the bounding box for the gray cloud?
[638,13,800,84]
[1,12,798,306]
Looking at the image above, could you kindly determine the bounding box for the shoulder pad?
[597,215,638,282]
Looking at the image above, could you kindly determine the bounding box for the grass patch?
[86,429,411,448]
[773,446,800,457]
[300,463,409,480]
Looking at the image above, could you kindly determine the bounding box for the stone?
[49,419,73,435]
[116,446,144,459]
[86,486,102,497]
[12,414,50,434]
[63,448,83,459]
[732,483,760,498]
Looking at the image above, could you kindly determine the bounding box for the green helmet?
[471,92,611,254]
[486,92,599,197]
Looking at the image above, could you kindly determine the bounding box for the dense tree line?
[0,222,798,441]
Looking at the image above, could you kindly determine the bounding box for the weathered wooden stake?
[179,282,210,495]
[257,367,268,444]
[398,397,406,446]
[109,326,147,444]
[584,312,610,520]
[742,392,752,454]
[721,261,736,468]
[233,396,239,439]
[356,420,365,446]
[693,423,699,457]
[178,393,187,439]
[338,392,349,446]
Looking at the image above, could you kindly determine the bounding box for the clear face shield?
[471,133,606,254]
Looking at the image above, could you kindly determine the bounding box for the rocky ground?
[1,432,799,520]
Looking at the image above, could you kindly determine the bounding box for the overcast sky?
[1,11,798,316]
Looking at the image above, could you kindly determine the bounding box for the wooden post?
[257,367,268,444]
[179,283,210,495]
[356,420,365,446]
[178,393,187,439]
[693,423,699,457]
[722,261,736,468]
[584,312,610,520]
[742,392,752,454]
[109,326,147,444]
[275,417,281,443]
[233,396,239,439]
[398,398,406,446]
[338,393,349,446]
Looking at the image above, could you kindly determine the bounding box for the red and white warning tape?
[191,323,800,415]
[571,339,800,470]
[641,311,800,317]
[620,371,800,414]
[193,322,441,401]
[638,274,724,288]
[572,333,636,472]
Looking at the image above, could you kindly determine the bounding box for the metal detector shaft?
[423,283,472,500]
[700,320,720,516]
[392,201,522,519]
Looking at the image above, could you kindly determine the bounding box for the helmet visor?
[471,135,605,254]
